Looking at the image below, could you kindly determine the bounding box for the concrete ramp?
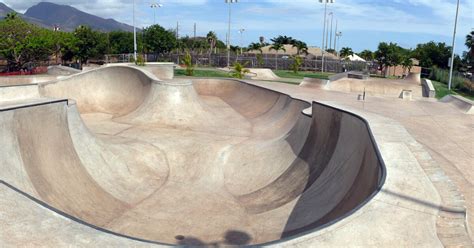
[299,77,329,89]
[247,68,281,80]
[440,95,474,114]
[405,72,421,84]
[0,67,384,245]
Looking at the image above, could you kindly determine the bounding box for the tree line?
[1,11,472,76]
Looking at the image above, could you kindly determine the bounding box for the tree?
[412,41,451,69]
[248,42,264,53]
[375,42,403,76]
[143,24,177,56]
[108,31,134,54]
[359,50,374,61]
[74,25,102,65]
[292,40,308,55]
[339,47,354,59]
[206,31,217,54]
[270,43,286,70]
[0,16,53,70]
[466,31,473,58]
[271,35,296,45]
[401,56,414,75]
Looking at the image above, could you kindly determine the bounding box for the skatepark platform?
[0,65,471,247]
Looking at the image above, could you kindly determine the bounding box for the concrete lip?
[0,66,470,246]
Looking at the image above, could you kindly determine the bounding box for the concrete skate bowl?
[0,66,385,246]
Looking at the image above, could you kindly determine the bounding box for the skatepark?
[0,65,472,247]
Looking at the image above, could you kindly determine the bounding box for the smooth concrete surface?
[1,66,384,246]
[327,77,424,98]
[405,72,421,84]
[440,95,474,115]
[298,77,329,89]
[105,62,175,80]
[0,75,58,86]
[47,65,82,76]
[0,66,471,247]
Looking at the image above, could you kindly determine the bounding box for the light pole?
[333,19,338,51]
[448,0,460,91]
[329,12,334,51]
[319,0,335,73]
[238,28,245,55]
[335,31,342,57]
[225,0,238,68]
[133,0,137,61]
[150,3,163,25]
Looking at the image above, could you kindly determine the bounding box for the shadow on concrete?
[381,189,465,214]
[175,230,252,246]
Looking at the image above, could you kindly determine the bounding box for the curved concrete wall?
[0,72,384,245]
[39,66,155,116]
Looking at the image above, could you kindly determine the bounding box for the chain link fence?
[105,53,369,73]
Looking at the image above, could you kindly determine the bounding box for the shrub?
[231,62,250,79]
[135,54,145,66]
[181,51,194,76]
[290,55,303,74]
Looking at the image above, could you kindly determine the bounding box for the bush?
[231,62,250,79]
[181,51,194,76]
[135,54,145,66]
[290,55,303,74]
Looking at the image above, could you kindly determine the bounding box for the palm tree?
[401,56,414,75]
[466,31,473,56]
[270,43,286,70]
[206,31,217,65]
[339,47,354,59]
[271,35,296,45]
[292,41,308,55]
[359,50,374,61]
[248,42,264,54]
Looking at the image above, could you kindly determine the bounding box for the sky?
[2,0,473,54]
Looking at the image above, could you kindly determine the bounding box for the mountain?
[0,2,51,28]
[0,2,15,17]
[1,2,134,32]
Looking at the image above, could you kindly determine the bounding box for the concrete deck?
[0,66,472,247]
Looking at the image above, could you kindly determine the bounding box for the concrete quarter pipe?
[0,66,385,246]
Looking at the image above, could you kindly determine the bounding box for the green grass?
[431,80,474,101]
[273,70,333,80]
[175,69,231,78]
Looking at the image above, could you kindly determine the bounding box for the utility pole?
[448,0,460,91]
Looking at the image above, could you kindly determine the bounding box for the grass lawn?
[431,80,474,101]
[175,69,231,78]
[273,70,333,80]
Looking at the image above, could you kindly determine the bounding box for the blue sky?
[4,0,473,54]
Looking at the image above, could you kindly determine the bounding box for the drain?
[175,235,185,240]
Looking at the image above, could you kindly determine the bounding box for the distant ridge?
[1,2,134,32]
